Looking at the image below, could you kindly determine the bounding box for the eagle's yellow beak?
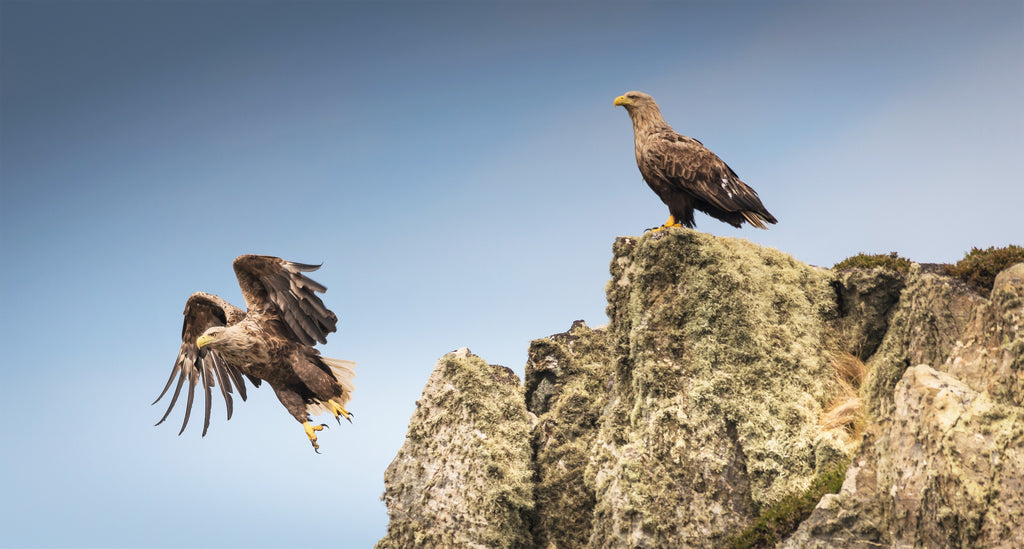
[196,334,216,348]
[613,95,631,107]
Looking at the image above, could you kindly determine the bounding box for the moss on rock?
[376,349,534,549]
[862,264,982,420]
[782,261,1024,548]
[378,235,1022,548]
[591,229,845,547]
[525,320,612,549]
[832,268,905,360]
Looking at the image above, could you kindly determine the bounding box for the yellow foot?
[303,421,328,453]
[649,215,684,232]
[327,399,353,424]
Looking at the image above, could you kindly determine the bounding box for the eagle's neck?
[630,106,674,164]
[629,105,674,137]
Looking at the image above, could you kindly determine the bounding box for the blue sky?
[1,1,1020,547]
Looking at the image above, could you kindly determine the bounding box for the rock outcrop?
[584,232,843,547]
[783,263,1024,548]
[376,349,534,549]
[378,229,1023,548]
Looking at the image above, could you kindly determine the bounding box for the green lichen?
[591,229,847,546]
[377,350,534,549]
[526,321,612,549]
[862,265,982,419]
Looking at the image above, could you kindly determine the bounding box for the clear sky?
[1,1,1020,547]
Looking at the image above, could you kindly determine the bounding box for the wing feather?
[233,255,339,346]
[180,366,199,436]
[209,352,235,420]
[154,362,187,426]
[200,352,215,436]
[153,359,183,409]
[652,134,776,221]
[154,292,255,436]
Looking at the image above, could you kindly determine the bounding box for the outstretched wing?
[651,133,776,222]
[153,292,259,436]
[232,254,338,346]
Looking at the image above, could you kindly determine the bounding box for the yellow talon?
[327,399,353,423]
[663,215,683,228]
[650,215,683,232]
[303,421,327,452]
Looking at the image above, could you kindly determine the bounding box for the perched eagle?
[153,254,355,452]
[614,91,777,230]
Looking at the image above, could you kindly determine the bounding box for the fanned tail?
[304,357,356,417]
[321,357,356,395]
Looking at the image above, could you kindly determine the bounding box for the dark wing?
[232,254,338,346]
[650,133,775,220]
[153,292,258,436]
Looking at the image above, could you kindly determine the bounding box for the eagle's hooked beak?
[196,334,216,348]
[613,95,631,107]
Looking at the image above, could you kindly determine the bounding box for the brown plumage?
[614,91,777,230]
[153,254,355,452]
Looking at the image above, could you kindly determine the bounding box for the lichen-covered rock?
[945,264,1024,407]
[862,264,982,419]
[783,262,1024,548]
[883,366,1022,547]
[378,236,1022,549]
[784,365,1024,548]
[589,229,843,547]
[376,349,534,549]
[832,268,905,360]
[992,262,1024,294]
[525,320,612,549]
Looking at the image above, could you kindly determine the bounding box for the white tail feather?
[321,357,356,393]
[305,357,356,416]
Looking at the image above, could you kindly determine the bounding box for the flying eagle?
[614,91,777,230]
[153,255,355,452]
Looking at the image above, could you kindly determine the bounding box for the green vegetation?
[833,251,912,274]
[833,246,1024,297]
[943,245,1024,297]
[728,459,851,549]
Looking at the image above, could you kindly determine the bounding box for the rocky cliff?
[376,230,1023,548]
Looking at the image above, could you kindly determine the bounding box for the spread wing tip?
[287,260,323,272]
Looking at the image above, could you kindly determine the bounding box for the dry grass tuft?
[821,352,868,450]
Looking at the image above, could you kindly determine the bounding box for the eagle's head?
[614,91,667,131]
[613,91,657,112]
[196,324,266,364]
[196,326,228,349]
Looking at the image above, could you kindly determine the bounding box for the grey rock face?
[588,230,842,548]
[376,349,534,549]
[525,320,612,549]
[833,268,905,360]
[784,262,1024,548]
[378,237,1022,549]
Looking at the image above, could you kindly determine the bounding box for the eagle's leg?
[651,214,684,232]
[327,399,353,424]
[303,421,329,453]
